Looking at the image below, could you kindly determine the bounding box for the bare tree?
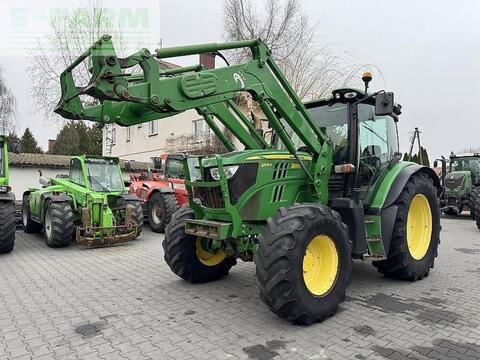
[27,0,125,121]
[0,67,16,135]
[223,0,379,100]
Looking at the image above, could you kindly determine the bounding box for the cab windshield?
[86,159,124,192]
[450,157,480,177]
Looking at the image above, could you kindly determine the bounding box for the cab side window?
[70,159,85,186]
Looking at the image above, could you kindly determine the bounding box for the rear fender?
[0,191,15,202]
[379,164,440,255]
[40,193,72,222]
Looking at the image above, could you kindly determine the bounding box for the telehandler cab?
[55,36,441,324]
[23,155,143,248]
[0,135,17,254]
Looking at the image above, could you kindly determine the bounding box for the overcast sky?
[0,0,479,160]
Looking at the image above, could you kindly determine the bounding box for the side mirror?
[375,92,394,116]
[39,176,51,186]
[433,160,438,168]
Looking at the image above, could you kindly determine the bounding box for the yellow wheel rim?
[195,238,227,266]
[303,235,339,296]
[407,194,432,260]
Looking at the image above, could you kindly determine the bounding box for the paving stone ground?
[0,215,479,360]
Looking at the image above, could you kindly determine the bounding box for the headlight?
[209,165,240,180]
[0,186,9,193]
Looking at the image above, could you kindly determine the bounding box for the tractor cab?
[303,88,401,205]
[70,156,125,193]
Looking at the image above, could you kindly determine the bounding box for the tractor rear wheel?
[469,187,480,219]
[22,195,42,233]
[255,204,351,324]
[0,200,16,254]
[148,192,178,233]
[163,206,236,283]
[43,201,75,248]
[373,173,440,280]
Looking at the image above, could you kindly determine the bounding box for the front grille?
[196,186,224,208]
[445,177,463,191]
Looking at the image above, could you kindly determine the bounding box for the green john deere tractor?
[22,155,143,248]
[0,135,17,254]
[437,153,480,217]
[54,36,441,324]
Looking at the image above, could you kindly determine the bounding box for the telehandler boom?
[55,36,441,324]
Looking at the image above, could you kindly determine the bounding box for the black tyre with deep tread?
[163,206,236,283]
[43,201,75,248]
[475,196,480,230]
[254,204,351,325]
[22,195,41,233]
[147,192,178,233]
[0,200,16,253]
[373,173,440,280]
[469,187,480,219]
[127,200,144,237]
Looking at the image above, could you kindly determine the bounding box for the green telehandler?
[54,35,441,324]
[0,135,17,254]
[22,155,143,248]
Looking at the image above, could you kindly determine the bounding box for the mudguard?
[41,193,71,203]
[0,192,15,201]
[151,187,175,194]
[118,193,141,201]
[380,164,440,255]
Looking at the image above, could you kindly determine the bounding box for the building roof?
[8,153,152,171]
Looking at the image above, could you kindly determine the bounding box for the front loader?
[54,35,441,324]
[0,135,17,254]
[22,155,143,248]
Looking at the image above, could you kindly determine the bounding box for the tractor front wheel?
[163,206,236,283]
[128,200,144,237]
[373,173,440,280]
[43,201,75,248]
[255,204,351,324]
[0,200,16,254]
[22,195,41,233]
[469,187,480,219]
[148,192,178,233]
[475,196,480,230]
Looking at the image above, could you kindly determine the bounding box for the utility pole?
[408,127,424,165]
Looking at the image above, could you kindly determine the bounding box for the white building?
[102,110,206,162]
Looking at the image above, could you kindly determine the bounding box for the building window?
[111,127,116,145]
[149,120,158,136]
[193,119,209,138]
[126,126,131,142]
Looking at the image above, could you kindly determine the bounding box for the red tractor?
[129,153,187,232]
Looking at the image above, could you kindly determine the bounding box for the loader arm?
[54,35,333,200]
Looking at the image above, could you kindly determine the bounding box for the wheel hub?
[407,194,433,260]
[302,235,339,297]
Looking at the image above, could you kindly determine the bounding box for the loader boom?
[55,35,333,201]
